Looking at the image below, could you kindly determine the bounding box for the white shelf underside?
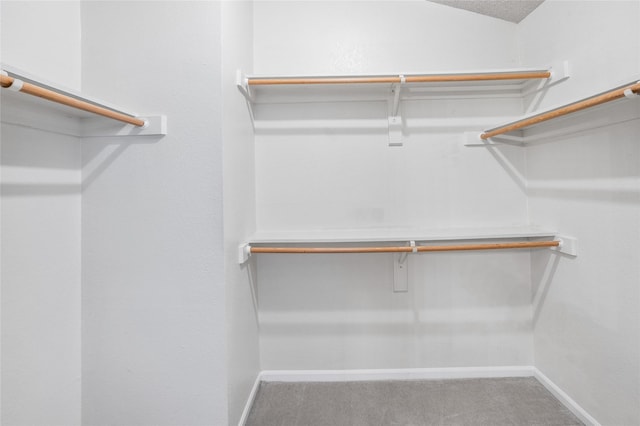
[248,225,558,244]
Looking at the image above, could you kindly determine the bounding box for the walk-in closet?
[1,1,639,425]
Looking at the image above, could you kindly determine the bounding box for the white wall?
[80,2,227,425]
[519,0,640,110]
[0,1,81,90]
[253,0,523,233]
[1,2,82,425]
[221,1,261,425]
[253,1,536,370]
[1,127,82,425]
[254,0,519,75]
[520,1,640,424]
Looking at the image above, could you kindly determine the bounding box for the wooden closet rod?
[0,74,146,127]
[481,81,640,140]
[250,240,560,254]
[248,71,551,86]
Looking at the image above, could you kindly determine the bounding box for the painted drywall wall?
[1,2,82,425]
[80,2,227,425]
[221,1,261,424]
[519,0,640,111]
[520,1,640,424]
[253,0,523,233]
[0,1,81,90]
[1,127,82,425]
[254,0,520,75]
[253,1,536,370]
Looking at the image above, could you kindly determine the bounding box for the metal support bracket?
[393,253,409,292]
[549,60,571,83]
[393,240,414,292]
[551,235,578,257]
[624,82,640,98]
[7,77,24,92]
[388,116,403,146]
[236,69,252,101]
[388,75,405,146]
[463,131,489,146]
[391,75,405,116]
[238,243,251,264]
[462,131,525,147]
[236,69,255,125]
[81,115,167,137]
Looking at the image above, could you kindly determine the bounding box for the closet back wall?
[253,1,533,370]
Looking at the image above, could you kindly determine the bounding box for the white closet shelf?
[467,78,640,145]
[239,226,577,263]
[239,67,554,92]
[237,66,568,104]
[237,63,569,146]
[1,64,166,137]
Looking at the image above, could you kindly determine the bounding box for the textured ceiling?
[427,0,545,23]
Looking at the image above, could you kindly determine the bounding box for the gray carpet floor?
[245,377,583,426]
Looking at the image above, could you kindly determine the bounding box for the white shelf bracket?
[388,116,403,146]
[393,256,408,293]
[391,75,404,116]
[388,75,405,147]
[8,78,24,92]
[236,69,255,125]
[624,82,640,98]
[463,131,525,147]
[549,60,571,84]
[393,240,414,293]
[521,60,570,100]
[236,69,252,101]
[463,131,485,146]
[551,235,578,257]
[81,115,167,137]
[238,243,251,264]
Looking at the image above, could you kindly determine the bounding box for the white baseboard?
[260,365,534,382]
[534,368,600,426]
[237,374,262,426]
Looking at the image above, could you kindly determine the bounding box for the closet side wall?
[519,1,640,424]
[222,1,261,425]
[253,1,534,370]
[80,3,227,425]
[0,2,82,425]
